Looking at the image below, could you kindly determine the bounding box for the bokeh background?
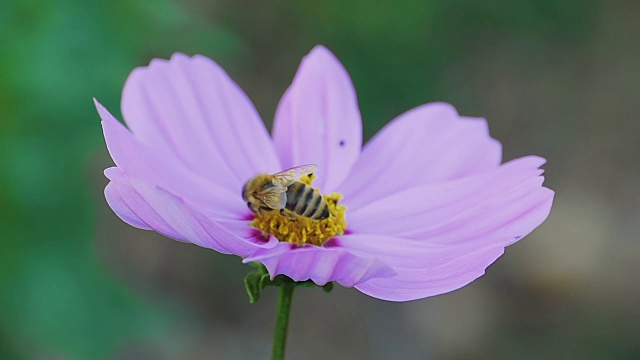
[1,0,639,359]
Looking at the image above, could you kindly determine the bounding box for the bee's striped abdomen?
[285,182,330,220]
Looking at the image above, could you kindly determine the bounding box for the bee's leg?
[280,209,296,220]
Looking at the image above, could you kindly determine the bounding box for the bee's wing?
[271,164,318,187]
[254,187,287,210]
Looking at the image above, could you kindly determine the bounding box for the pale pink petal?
[105,171,186,241]
[355,243,506,301]
[243,242,394,287]
[331,234,507,301]
[97,99,245,219]
[121,53,280,191]
[272,46,362,192]
[338,103,502,208]
[331,235,498,272]
[105,170,276,256]
[331,179,553,301]
[347,156,548,238]
[412,181,554,246]
[104,180,152,230]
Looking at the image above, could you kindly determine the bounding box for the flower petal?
[272,45,363,192]
[121,53,280,190]
[105,169,276,256]
[242,242,394,287]
[348,236,507,301]
[333,176,554,301]
[97,99,246,219]
[333,233,517,301]
[104,180,152,230]
[411,180,554,247]
[347,156,548,238]
[338,103,502,208]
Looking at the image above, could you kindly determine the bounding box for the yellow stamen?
[250,174,347,246]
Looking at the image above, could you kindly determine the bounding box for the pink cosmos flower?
[96,45,554,301]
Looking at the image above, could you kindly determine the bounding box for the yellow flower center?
[250,174,347,246]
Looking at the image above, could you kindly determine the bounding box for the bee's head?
[241,182,252,210]
[241,182,248,202]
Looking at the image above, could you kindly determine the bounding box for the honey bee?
[242,164,330,220]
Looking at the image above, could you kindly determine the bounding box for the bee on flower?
[242,164,328,220]
[96,45,553,301]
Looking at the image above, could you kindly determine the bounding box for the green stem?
[271,284,295,360]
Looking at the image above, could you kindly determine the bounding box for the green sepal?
[244,263,335,303]
[321,282,334,293]
[244,263,270,304]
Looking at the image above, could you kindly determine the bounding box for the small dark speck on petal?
[339,140,345,147]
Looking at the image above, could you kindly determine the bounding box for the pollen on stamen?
[249,174,347,246]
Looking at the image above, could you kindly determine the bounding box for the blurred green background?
[1,0,639,359]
